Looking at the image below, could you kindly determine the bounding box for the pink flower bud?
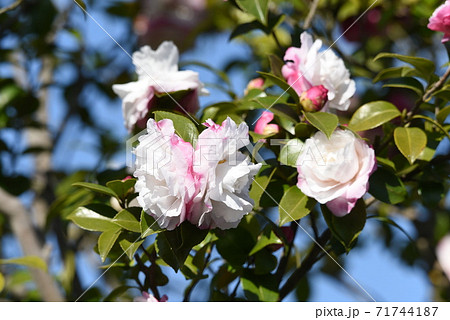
[428,1,450,43]
[300,85,329,112]
[254,111,280,136]
[245,78,265,95]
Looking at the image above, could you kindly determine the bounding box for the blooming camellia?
[134,292,168,302]
[282,32,355,112]
[296,129,376,217]
[134,118,198,230]
[190,118,262,229]
[134,117,260,230]
[113,42,208,131]
[428,0,450,43]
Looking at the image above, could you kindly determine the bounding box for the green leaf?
[153,111,199,146]
[269,55,284,78]
[140,211,163,238]
[382,77,424,97]
[254,250,277,275]
[72,182,117,198]
[373,66,421,83]
[303,112,339,139]
[67,207,117,232]
[279,186,316,226]
[215,227,255,267]
[278,138,304,167]
[241,271,278,301]
[112,208,141,233]
[230,20,265,40]
[321,199,366,251]
[155,222,208,271]
[0,256,47,272]
[394,127,427,164]
[106,179,136,201]
[235,0,269,25]
[257,72,300,104]
[249,167,276,208]
[0,273,4,293]
[249,226,282,255]
[374,53,436,81]
[98,226,122,262]
[294,123,316,139]
[348,101,401,132]
[368,216,415,243]
[103,286,134,302]
[119,239,144,260]
[437,105,450,124]
[369,167,407,204]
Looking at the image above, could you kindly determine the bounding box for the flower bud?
[300,85,329,112]
[254,111,279,136]
[244,77,265,95]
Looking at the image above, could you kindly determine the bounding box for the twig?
[0,0,23,15]
[275,221,298,282]
[278,229,331,301]
[303,0,320,29]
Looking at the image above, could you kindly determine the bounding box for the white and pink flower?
[134,119,198,230]
[296,129,376,217]
[282,32,355,112]
[113,42,208,131]
[134,292,168,302]
[190,118,262,229]
[134,117,261,230]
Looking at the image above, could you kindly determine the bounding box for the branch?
[0,188,64,301]
[303,0,320,29]
[0,0,23,15]
[278,229,331,301]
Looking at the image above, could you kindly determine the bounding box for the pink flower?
[281,32,355,112]
[437,234,450,280]
[190,117,262,229]
[134,118,199,230]
[428,1,450,42]
[113,42,208,132]
[296,129,376,217]
[134,292,168,302]
[300,85,329,112]
[254,111,280,135]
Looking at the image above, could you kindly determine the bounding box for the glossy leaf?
[0,256,47,272]
[249,226,282,255]
[348,101,401,132]
[153,111,199,146]
[279,186,316,226]
[373,66,421,83]
[321,199,366,251]
[249,167,276,208]
[215,227,255,267]
[294,122,316,139]
[304,112,338,138]
[374,53,435,81]
[394,127,427,164]
[112,208,141,233]
[278,138,304,167]
[119,239,144,260]
[235,0,269,25]
[140,211,163,238]
[155,222,208,271]
[369,167,407,204]
[106,179,136,201]
[437,105,450,124]
[67,207,117,232]
[98,226,122,262]
[241,271,278,301]
[257,72,300,103]
[382,77,424,97]
[72,182,117,198]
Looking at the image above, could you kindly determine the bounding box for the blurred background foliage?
[0,0,449,301]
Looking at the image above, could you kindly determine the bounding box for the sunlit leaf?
[348,101,401,132]
[394,127,427,164]
[279,186,316,225]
